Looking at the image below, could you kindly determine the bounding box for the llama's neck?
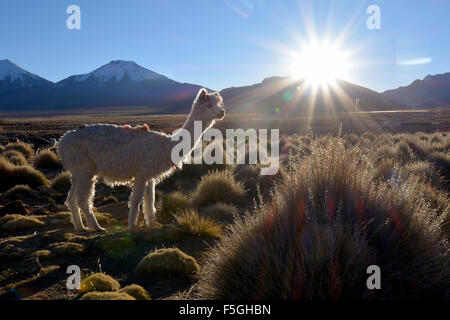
[169,113,214,159]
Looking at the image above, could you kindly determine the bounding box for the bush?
[80,273,120,293]
[200,202,238,224]
[80,292,135,300]
[4,142,34,159]
[3,185,36,201]
[119,284,151,300]
[1,151,28,166]
[48,242,85,257]
[191,170,246,208]
[135,248,200,277]
[51,171,71,193]
[174,209,222,238]
[0,214,45,234]
[35,149,61,169]
[0,158,49,192]
[195,136,450,299]
[401,161,443,188]
[159,192,191,223]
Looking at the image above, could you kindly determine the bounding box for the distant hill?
[220,76,403,115]
[0,60,207,113]
[383,72,450,108]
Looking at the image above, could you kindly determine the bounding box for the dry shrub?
[174,209,222,238]
[0,214,45,234]
[135,248,199,277]
[4,142,34,159]
[0,158,49,192]
[119,284,151,300]
[80,273,120,293]
[35,149,61,169]
[51,171,71,193]
[401,161,443,188]
[3,184,36,200]
[200,202,238,224]
[1,151,28,166]
[49,242,85,257]
[80,292,135,300]
[159,191,191,223]
[196,136,450,299]
[191,170,246,208]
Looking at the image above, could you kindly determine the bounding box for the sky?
[0,0,449,92]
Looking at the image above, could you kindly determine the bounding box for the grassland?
[0,110,448,300]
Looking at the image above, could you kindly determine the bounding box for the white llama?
[57,88,225,231]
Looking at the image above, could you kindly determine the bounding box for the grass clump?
[4,142,34,159]
[35,149,61,169]
[119,284,151,300]
[48,242,85,257]
[1,151,28,166]
[0,158,49,192]
[159,191,191,223]
[135,248,200,277]
[51,171,71,193]
[80,273,120,293]
[3,185,35,200]
[80,292,135,300]
[0,214,45,234]
[200,202,238,224]
[191,170,245,208]
[195,136,450,300]
[174,209,222,238]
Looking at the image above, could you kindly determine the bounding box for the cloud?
[396,57,432,66]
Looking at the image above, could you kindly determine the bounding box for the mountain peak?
[0,59,41,82]
[73,60,166,83]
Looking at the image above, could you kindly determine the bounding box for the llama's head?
[190,88,225,125]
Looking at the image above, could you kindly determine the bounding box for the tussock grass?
[48,242,85,256]
[200,202,238,224]
[159,191,191,223]
[196,135,450,299]
[80,292,135,300]
[80,273,120,293]
[119,284,151,300]
[135,248,200,277]
[51,171,71,193]
[0,158,49,192]
[3,142,34,159]
[174,209,222,238]
[3,184,35,200]
[191,170,246,208]
[1,151,28,166]
[35,149,61,169]
[0,214,45,233]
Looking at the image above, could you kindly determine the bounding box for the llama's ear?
[197,88,207,103]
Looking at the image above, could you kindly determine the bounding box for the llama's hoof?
[89,226,106,232]
[75,226,89,232]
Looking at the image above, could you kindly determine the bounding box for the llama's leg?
[143,179,157,227]
[65,175,87,232]
[77,175,105,232]
[128,177,146,227]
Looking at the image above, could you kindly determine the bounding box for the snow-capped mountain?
[0,59,52,89]
[60,60,167,85]
[0,59,207,112]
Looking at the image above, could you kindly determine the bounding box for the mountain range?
[0,58,449,114]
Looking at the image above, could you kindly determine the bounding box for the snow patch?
[73,60,165,83]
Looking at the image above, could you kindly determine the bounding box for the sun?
[290,42,351,87]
